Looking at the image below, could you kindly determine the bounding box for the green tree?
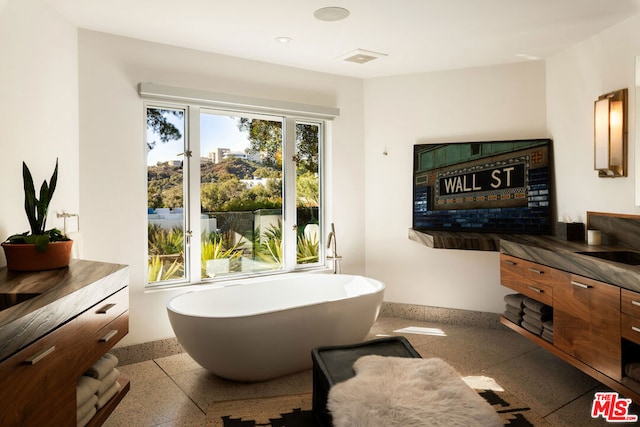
[162,186,183,209]
[238,118,282,169]
[296,172,319,207]
[146,108,183,150]
[201,177,246,212]
[294,123,320,174]
[237,119,318,173]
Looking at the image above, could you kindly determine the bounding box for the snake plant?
[5,159,70,252]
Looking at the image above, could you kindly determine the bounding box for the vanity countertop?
[0,259,128,362]
[500,234,640,292]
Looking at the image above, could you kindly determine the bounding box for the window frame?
[144,101,329,289]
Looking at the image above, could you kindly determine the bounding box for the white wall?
[363,62,548,313]
[5,0,640,348]
[77,30,365,346]
[547,14,640,220]
[0,0,79,258]
[363,14,640,315]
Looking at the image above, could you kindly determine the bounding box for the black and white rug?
[208,389,544,426]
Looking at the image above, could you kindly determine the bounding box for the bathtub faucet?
[326,223,342,274]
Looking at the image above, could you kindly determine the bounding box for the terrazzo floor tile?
[482,347,601,418]
[105,316,637,426]
[544,386,640,427]
[168,365,312,411]
[103,371,205,426]
[116,360,168,383]
[418,324,539,374]
[154,352,203,377]
[368,316,476,347]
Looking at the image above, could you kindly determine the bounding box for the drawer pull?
[97,303,117,314]
[571,281,592,289]
[526,286,543,293]
[632,301,640,307]
[528,268,544,275]
[100,330,118,343]
[503,260,517,266]
[25,346,56,365]
[632,326,640,334]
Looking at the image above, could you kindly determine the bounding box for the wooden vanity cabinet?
[499,253,640,402]
[0,282,129,426]
[554,274,621,380]
[621,289,640,346]
[0,317,78,426]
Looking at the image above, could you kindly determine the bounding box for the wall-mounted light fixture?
[594,88,628,177]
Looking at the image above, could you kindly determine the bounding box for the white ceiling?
[43,0,640,79]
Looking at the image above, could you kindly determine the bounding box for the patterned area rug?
[207,390,547,426]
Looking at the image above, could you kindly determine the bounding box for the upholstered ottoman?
[311,336,421,426]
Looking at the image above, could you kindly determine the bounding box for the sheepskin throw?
[327,355,502,427]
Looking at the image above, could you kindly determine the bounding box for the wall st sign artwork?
[413,139,552,234]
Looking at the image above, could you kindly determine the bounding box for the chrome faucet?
[326,223,342,274]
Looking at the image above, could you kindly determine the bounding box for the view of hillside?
[147,157,283,212]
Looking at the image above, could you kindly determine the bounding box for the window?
[145,103,325,286]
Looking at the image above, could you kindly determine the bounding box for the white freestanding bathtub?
[166,274,384,381]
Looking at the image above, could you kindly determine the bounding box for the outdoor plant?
[148,224,184,256]
[5,159,70,252]
[201,231,242,261]
[296,231,319,264]
[148,255,183,282]
[147,224,185,283]
[254,222,283,264]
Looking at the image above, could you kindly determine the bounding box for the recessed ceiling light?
[515,53,540,61]
[314,7,350,22]
[275,36,292,44]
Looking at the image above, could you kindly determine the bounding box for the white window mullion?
[187,105,202,282]
[283,118,297,271]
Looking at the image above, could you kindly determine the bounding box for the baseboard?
[112,302,501,366]
[379,302,502,330]
[109,337,184,366]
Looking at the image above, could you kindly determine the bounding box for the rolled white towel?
[96,381,121,410]
[85,353,118,380]
[77,395,98,424]
[77,375,100,406]
[98,368,120,396]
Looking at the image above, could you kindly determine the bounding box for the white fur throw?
[327,355,502,427]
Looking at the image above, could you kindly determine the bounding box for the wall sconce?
[594,88,627,177]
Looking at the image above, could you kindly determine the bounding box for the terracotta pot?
[1,240,73,271]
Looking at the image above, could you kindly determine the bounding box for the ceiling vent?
[340,49,388,64]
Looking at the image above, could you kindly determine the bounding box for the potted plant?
[1,159,73,271]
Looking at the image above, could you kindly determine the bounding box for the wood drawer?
[508,277,553,306]
[521,260,557,283]
[622,313,640,345]
[500,254,524,288]
[622,289,640,318]
[500,254,553,305]
[0,319,78,426]
[76,286,128,337]
[78,312,129,375]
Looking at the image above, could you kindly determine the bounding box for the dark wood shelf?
[86,376,130,427]
[408,228,508,251]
